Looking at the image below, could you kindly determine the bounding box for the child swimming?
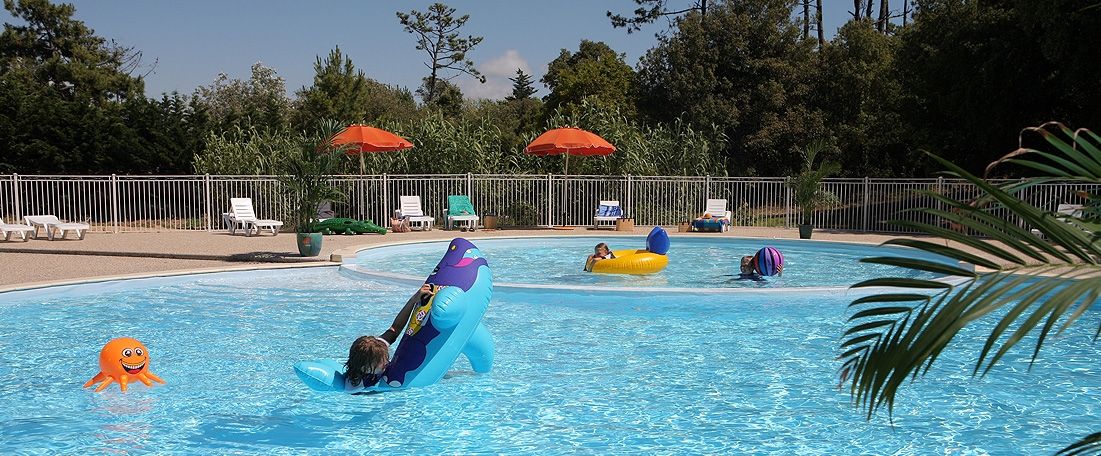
[345,283,438,388]
[736,255,765,281]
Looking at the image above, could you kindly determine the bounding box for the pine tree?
[505,69,537,101]
[396,3,485,104]
[293,46,371,129]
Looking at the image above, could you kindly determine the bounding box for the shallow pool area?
[350,236,949,289]
[1,263,1098,454]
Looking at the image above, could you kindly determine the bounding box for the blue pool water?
[352,236,950,289]
[0,265,1097,454]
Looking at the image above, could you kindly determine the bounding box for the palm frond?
[839,126,1101,430]
[1058,431,1101,456]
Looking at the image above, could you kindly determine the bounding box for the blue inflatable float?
[294,238,494,392]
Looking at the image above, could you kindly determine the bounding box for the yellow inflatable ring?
[588,249,669,275]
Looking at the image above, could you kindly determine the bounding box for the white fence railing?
[0,174,1096,234]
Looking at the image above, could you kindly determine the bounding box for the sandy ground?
[0,226,916,289]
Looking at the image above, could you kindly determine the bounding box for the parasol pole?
[561,148,570,226]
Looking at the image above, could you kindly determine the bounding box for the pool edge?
[0,262,336,294]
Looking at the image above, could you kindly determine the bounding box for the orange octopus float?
[83,337,165,392]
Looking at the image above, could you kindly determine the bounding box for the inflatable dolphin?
[294,238,493,392]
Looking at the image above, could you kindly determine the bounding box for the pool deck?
[0,226,931,290]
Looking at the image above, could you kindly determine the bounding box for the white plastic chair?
[1,217,35,241]
[397,196,435,231]
[23,215,90,240]
[593,200,623,230]
[227,198,283,236]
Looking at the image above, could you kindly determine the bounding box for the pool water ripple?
[351,236,951,289]
[0,265,1097,454]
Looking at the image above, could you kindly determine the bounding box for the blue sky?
[1,1,853,99]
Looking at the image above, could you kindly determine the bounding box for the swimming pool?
[0,264,1097,454]
[351,236,951,289]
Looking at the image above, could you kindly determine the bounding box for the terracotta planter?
[678,222,692,232]
[296,232,323,257]
[798,224,813,239]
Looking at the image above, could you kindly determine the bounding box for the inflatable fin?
[462,322,494,373]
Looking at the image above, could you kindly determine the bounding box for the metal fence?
[0,174,1096,234]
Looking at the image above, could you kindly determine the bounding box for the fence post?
[382,173,390,228]
[203,174,212,232]
[110,174,119,233]
[936,176,945,216]
[466,172,473,197]
[358,175,365,220]
[625,174,632,218]
[11,173,22,223]
[547,173,554,227]
[705,175,711,199]
[862,176,870,232]
[785,184,792,229]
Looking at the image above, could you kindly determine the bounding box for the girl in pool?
[584,242,615,272]
[345,283,437,388]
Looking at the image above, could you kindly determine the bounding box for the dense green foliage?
[292,47,417,131]
[2,0,1099,178]
[192,62,291,134]
[636,1,824,176]
[542,40,637,118]
[0,0,201,173]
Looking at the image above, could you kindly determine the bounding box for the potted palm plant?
[787,140,841,239]
[279,128,346,257]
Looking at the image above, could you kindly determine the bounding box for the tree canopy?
[2,0,1100,179]
[542,40,637,118]
[637,1,824,175]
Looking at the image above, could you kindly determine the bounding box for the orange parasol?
[332,124,414,174]
[524,127,616,174]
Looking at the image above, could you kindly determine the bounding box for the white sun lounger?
[703,199,732,232]
[593,200,623,230]
[23,215,90,240]
[397,196,435,231]
[1030,203,1084,239]
[227,198,283,236]
[1,217,35,241]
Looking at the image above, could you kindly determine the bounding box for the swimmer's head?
[345,335,389,387]
[740,256,754,274]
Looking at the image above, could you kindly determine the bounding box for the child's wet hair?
[345,336,389,387]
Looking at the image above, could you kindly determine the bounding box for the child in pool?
[584,242,615,272]
[345,283,438,388]
[737,255,766,281]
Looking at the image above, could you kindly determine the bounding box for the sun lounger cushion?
[447,195,477,217]
[597,205,622,217]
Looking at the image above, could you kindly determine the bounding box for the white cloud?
[459,49,536,100]
[482,50,531,78]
